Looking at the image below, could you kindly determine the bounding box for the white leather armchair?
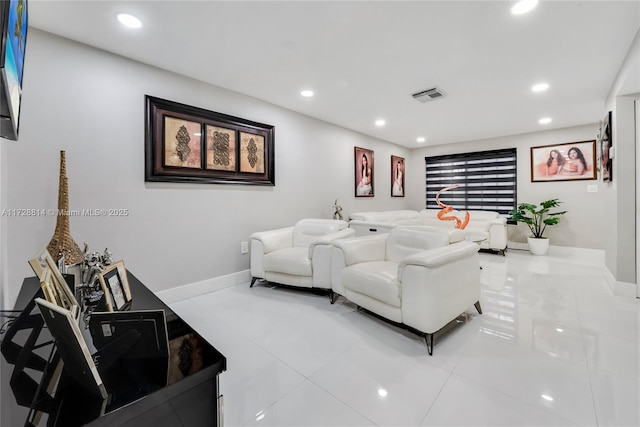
[331,227,481,355]
[250,219,355,294]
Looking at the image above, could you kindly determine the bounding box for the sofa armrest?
[399,241,479,269]
[250,227,294,254]
[486,217,507,250]
[399,241,481,334]
[250,227,294,279]
[331,233,387,266]
[489,216,507,226]
[309,228,357,289]
[309,228,357,254]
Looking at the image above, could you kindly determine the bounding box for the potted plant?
[509,199,566,255]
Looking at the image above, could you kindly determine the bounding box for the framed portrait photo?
[530,140,596,182]
[391,155,405,197]
[98,260,132,312]
[355,146,374,197]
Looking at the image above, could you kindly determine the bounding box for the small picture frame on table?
[97,260,132,312]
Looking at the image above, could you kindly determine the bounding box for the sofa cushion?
[263,247,312,276]
[342,261,401,307]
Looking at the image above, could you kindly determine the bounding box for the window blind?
[425,148,517,216]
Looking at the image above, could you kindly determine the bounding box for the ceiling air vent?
[412,88,444,103]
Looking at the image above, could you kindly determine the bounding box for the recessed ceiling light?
[511,0,538,15]
[300,90,314,97]
[531,83,549,92]
[378,388,388,397]
[539,117,552,124]
[375,119,386,127]
[416,137,426,143]
[117,13,142,29]
[541,394,554,402]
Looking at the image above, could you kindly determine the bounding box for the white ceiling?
[28,1,640,148]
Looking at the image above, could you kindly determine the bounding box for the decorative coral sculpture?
[436,184,470,230]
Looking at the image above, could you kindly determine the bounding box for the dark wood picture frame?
[355,146,374,197]
[599,111,613,182]
[145,96,275,185]
[530,140,597,182]
[391,155,405,197]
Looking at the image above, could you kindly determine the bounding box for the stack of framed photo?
[35,297,108,400]
[28,249,80,320]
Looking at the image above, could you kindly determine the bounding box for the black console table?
[1,272,226,427]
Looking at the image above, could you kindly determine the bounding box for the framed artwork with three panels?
[145,96,275,185]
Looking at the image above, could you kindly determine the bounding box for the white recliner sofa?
[331,227,482,355]
[348,210,421,236]
[348,209,507,254]
[249,219,356,295]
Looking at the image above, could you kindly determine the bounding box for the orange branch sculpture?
[436,184,470,230]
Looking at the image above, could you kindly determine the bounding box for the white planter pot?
[527,237,549,255]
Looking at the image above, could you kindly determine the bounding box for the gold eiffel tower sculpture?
[47,150,83,265]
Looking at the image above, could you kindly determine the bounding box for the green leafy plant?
[509,199,567,239]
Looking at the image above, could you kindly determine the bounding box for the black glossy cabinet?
[1,272,226,427]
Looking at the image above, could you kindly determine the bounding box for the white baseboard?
[155,269,251,305]
[506,241,605,267]
[506,241,529,251]
[603,266,637,298]
[546,245,605,265]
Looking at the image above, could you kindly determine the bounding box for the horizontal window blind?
[425,148,517,216]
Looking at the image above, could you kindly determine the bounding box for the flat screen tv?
[0,0,27,141]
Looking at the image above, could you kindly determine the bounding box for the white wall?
[605,29,640,285]
[1,30,411,308]
[406,123,605,250]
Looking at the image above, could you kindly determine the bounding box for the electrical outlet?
[240,241,249,254]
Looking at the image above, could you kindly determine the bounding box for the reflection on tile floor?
[170,250,640,427]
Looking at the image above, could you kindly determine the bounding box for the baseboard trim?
[603,266,637,298]
[155,269,251,305]
[506,242,605,266]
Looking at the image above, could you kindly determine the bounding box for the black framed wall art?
[145,96,275,185]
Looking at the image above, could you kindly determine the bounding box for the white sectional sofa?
[348,209,507,254]
[348,210,421,236]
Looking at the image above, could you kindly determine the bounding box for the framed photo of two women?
[530,140,597,182]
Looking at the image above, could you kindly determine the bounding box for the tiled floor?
[170,250,640,426]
